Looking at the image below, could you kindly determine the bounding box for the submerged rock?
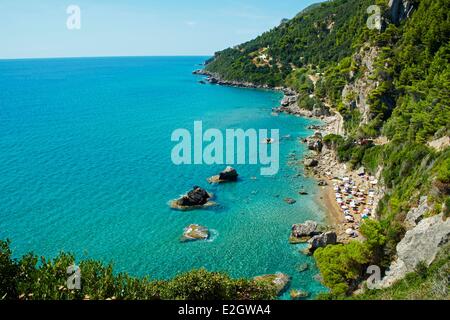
[254,273,291,295]
[297,263,309,273]
[284,198,297,205]
[290,289,310,300]
[170,186,215,211]
[290,221,320,243]
[299,189,309,195]
[208,166,239,183]
[180,224,209,242]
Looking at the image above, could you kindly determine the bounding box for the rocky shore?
[193,69,273,90]
[194,67,376,243]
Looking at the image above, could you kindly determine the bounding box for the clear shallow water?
[0,57,327,298]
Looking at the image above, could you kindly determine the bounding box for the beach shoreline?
[192,68,382,241]
[317,182,342,227]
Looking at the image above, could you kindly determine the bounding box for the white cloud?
[185,21,197,27]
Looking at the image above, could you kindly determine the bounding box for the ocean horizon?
[0,56,327,299]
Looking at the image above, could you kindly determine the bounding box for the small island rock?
[170,186,215,210]
[180,224,209,242]
[208,166,239,183]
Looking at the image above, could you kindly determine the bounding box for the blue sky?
[1,0,323,59]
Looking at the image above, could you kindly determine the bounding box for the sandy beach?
[317,182,342,226]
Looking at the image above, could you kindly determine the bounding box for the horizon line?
[0,54,214,61]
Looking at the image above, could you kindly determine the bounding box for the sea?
[0,56,327,299]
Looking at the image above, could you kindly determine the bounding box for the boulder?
[290,221,320,243]
[299,189,309,195]
[290,289,310,300]
[312,105,331,117]
[281,95,298,107]
[304,159,319,168]
[307,231,337,253]
[297,263,309,273]
[208,166,238,183]
[284,198,297,205]
[404,196,429,229]
[171,186,214,210]
[180,224,209,242]
[254,273,291,296]
[318,180,328,187]
[307,139,323,152]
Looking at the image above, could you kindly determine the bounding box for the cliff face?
[342,45,381,126]
[375,200,450,289]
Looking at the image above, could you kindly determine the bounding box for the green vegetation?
[0,240,276,300]
[314,241,371,297]
[314,220,386,297]
[206,0,374,86]
[205,0,449,298]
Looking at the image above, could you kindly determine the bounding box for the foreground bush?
[0,240,276,300]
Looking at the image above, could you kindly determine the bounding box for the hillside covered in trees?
[206,0,449,299]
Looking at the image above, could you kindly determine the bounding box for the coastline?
[193,68,382,243]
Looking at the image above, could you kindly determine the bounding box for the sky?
[0,0,323,59]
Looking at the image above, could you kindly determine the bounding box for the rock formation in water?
[171,186,215,210]
[208,166,239,183]
[180,224,210,242]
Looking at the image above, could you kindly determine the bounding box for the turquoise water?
[0,56,327,298]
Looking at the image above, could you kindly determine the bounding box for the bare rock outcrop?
[208,166,239,183]
[289,221,321,243]
[404,196,430,229]
[374,213,450,289]
[341,44,381,125]
[307,231,338,254]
